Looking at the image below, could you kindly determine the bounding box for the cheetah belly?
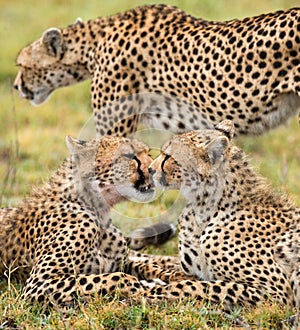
[140,92,213,133]
[253,93,300,134]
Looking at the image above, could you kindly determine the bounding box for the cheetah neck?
[190,146,296,225]
[60,15,120,74]
[67,155,117,229]
[60,5,196,75]
[29,158,113,229]
[223,147,292,209]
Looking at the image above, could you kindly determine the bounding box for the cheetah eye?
[123,153,135,159]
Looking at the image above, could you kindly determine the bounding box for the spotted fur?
[149,120,300,308]
[0,135,186,307]
[14,5,300,137]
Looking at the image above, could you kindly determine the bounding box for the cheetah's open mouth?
[136,183,154,194]
[15,77,34,101]
[134,176,154,194]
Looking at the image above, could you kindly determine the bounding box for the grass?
[0,0,300,328]
[0,286,294,329]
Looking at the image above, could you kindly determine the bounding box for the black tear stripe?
[161,154,171,172]
[133,155,146,189]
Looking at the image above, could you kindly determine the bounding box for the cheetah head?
[149,120,235,200]
[14,25,89,105]
[67,135,155,206]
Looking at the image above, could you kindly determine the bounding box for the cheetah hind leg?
[124,258,196,283]
[22,274,278,309]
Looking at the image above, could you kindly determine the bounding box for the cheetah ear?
[42,28,65,58]
[205,136,229,165]
[72,17,83,26]
[66,136,98,162]
[66,136,87,155]
[215,120,235,140]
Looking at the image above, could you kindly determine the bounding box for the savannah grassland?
[0,0,300,328]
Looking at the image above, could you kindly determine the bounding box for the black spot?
[184,253,192,266]
[112,275,120,281]
[259,51,266,59]
[85,283,93,291]
[79,278,87,285]
[53,292,61,301]
[99,288,108,296]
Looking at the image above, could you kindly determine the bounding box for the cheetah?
[0,135,184,307]
[148,120,300,309]
[14,5,300,137]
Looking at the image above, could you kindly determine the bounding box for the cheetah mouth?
[159,173,167,187]
[134,174,155,193]
[15,80,34,102]
[116,181,155,203]
[149,172,167,189]
[30,89,52,106]
[132,180,155,202]
[17,85,50,106]
[135,183,154,194]
[134,163,155,195]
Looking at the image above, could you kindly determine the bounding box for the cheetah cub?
[149,120,300,310]
[0,135,181,307]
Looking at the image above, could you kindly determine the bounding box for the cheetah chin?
[30,90,51,106]
[14,72,50,106]
[116,182,155,202]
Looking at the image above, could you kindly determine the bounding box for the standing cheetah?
[14,5,300,137]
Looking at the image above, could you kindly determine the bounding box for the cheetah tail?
[126,222,177,250]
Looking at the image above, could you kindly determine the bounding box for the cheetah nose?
[148,167,156,176]
[13,83,19,91]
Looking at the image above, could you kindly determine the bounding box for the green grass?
[0,284,294,329]
[0,0,300,328]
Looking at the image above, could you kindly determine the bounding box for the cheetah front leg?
[291,268,300,308]
[287,268,300,328]
[22,272,146,307]
[145,279,292,309]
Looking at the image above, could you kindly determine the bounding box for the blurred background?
[0,0,299,229]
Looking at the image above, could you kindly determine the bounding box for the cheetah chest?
[178,214,217,281]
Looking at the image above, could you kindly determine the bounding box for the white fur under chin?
[180,185,196,201]
[30,90,50,106]
[151,177,162,189]
[30,99,43,106]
